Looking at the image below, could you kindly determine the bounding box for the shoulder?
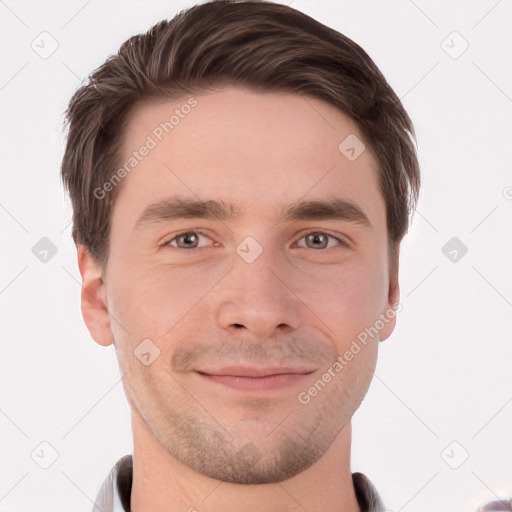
[352,471,388,512]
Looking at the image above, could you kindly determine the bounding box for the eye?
[293,232,346,250]
[166,231,217,249]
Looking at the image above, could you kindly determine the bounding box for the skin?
[78,87,400,512]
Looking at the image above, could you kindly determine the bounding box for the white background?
[0,1,511,511]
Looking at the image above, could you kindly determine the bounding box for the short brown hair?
[61,0,420,267]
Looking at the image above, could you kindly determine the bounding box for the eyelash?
[164,230,348,250]
[292,232,348,249]
[165,231,217,249]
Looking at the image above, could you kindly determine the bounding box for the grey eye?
[304,233,329,249]
[172,232,201,249]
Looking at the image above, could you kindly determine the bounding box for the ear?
[379,245,401,342]
[77,244,114,347]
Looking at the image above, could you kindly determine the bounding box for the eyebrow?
[135,197,371,229]
[281,198,371,228]
[135,198,239,229]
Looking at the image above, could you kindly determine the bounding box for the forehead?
[114,87,385,230]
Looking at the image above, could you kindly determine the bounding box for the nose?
[215,247,302,339]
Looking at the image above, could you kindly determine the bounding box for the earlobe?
[379,245,401,342]
[77,245,114,347]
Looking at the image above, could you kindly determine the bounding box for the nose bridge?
[216,240,302,336]
[232,242,286,306]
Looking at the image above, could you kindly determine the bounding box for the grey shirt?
[92,454,388,511]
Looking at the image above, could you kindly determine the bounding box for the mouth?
[196,366,315,392]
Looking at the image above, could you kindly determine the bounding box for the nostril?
[233,323,244,329]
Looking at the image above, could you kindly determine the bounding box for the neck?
[130,413,360,512]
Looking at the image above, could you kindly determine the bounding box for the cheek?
[106,257,230,342]
[290,256,388,343]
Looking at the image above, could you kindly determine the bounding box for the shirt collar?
[93,455,387,512]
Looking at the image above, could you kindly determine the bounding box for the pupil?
[182,233,197,247]
[308,233,326,248]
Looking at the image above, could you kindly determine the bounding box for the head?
[61,0,420,485]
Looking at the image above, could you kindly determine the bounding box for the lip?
[196,366,315,392]
[199,365,316,377]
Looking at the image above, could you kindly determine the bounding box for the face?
[81,87,399,484]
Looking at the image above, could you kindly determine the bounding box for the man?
[61,1,421,510]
